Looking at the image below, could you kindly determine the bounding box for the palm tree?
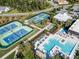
[64,20,72,27]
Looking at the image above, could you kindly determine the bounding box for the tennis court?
[0,21,22,35]
[2,26,32,45]
[0,21,33,48]
[30,13,50,23]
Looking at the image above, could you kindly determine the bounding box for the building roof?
[69,19,79,33]
[29,13,50,23]
[0,7,10,11]
[58,0,68,4]
[49,0,68,4]
[72,5,79,12]
[45,23,55,31]
[0,7,10,13]
[0,7,6,11]
[54,13,72,22]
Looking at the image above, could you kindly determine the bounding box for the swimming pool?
[43,36,76,55]
[41,28,77,56]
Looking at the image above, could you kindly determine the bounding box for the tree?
[16,51,24,59]
[67,0,75,4]
[49,11,56,23]
[75,50,79,59]
[0,0,50,12]
[52,54,62,59]
[64,20,72,27]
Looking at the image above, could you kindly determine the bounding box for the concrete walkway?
[30,24,41,30]
[0,7,53,17]
[26,23,52,42]
[14,48,19,59]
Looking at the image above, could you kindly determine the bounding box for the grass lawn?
[19,43,40,59]
[53,55,62,59]
[0,46,16,57]
[5,51,15,59]
[4,9,19,14]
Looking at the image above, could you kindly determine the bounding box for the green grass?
[19,43,40,59]
[5,51,15,59]
[0,46,15,57]
[9,9,19,13]
[18,44,34,59]
[23,48,34,59]
[53,55,62,59]
[35,23,47,28]
[4,9,19,14]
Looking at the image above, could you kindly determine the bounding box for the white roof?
[69,19,79,33]
[72,5,79,11]
[0,7,10,13]
[54,13,72,22]
[58,0,68,4]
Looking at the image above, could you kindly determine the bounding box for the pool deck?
[34,29,79,57]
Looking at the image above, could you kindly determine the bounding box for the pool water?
[43,29,76,55]
[44,37,76,55]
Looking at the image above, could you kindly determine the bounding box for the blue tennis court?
[0,24,17,35]
[30,13,50,23]
[15,29,28,37]
[3,29,28,44]
[5,24,17,30]
[3,33,20,44]
[0,21,33,48]
[2,26,33,46]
